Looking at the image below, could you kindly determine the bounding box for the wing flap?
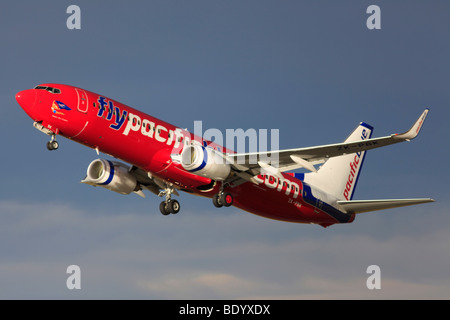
[337,198,435,214]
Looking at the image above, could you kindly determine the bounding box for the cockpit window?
[34,86,61,94]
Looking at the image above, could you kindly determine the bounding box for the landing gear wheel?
[222,192,233,207]
[159,201,171,215]
[213,194,223,208]
[46,140,59,151]
[158,183,182,215]
[213,192,233,208]
[51,140,59,150]
[46,135,59,151]
[160,200,180,215]
[168,199,180,214]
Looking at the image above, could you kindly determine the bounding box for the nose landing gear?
[46,134,59,151]
[32,122,59,151]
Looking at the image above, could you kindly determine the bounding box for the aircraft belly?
[230,182,350,226]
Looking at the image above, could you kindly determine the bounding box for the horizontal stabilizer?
[337,198,435,214]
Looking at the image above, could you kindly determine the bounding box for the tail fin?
[303,122,373,201]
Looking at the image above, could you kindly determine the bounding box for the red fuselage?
[16,83,355,227]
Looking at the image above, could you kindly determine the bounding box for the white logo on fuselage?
[95,96,189,149]
[123,112,188,149]
[253,174,300,199]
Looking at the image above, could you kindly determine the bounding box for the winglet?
[393,108,429,141]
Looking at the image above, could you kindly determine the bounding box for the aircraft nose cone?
[16,89,37,114]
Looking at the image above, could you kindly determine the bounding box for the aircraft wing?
[225,109,429,177]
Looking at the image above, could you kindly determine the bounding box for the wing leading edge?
[226,108,430,174]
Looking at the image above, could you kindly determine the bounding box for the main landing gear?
[159,199,180,215]
[159,184,180,215]
[212,183,234,208]
[46,134,59,151]
[157,181,234,215]
[212,192,233,208]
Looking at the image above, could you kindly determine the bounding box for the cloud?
[0,199,449,299]
[138,272,258,299]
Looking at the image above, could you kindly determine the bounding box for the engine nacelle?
[81,159,138,195]
[181,145,231,181]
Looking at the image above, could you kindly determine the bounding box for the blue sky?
[1,1,449,299]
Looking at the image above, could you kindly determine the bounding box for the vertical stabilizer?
[303,122,373,201]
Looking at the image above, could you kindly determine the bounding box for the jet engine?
[81,159,139,195]
[181,145,231,181]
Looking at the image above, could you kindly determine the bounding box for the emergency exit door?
[75,88,88,113]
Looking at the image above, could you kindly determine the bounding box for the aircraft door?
[75,88,89,113]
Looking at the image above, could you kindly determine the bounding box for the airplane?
[15,83,434,227]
